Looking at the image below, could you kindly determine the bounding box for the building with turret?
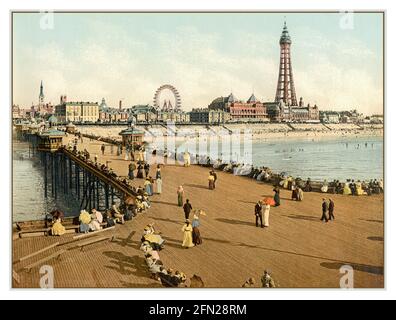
[208,93,268,122]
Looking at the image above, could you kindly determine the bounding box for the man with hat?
[255,200,264,228]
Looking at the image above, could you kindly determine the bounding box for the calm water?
[173,135,383,181]
[13,134,382,221]
[12,139,80,222]
[251,136,383,181]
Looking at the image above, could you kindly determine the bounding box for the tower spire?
[39,80,44,106]
[275,22,297,106]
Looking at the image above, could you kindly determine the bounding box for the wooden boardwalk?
[12,137,384,288]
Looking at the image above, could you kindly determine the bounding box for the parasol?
[263,198,276,206]
[195,209,207,216]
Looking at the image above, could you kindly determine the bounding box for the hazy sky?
[13,12,383,114]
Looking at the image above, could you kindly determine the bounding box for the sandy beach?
[12,137,384,288]
[75,123,383,143]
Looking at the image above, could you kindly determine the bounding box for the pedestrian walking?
[177,185,184,207]
[128,161,136,180]
[255,201,264,228]
[321,198,329,222]
[328,198,335,221]
[183,199,193,220]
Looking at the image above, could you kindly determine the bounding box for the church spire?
[39,80,44,106]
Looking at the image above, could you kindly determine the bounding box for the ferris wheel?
[153,84,182,111]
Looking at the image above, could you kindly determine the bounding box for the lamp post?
[129,115,136,154]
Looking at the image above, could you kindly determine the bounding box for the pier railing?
[61,148,137,200]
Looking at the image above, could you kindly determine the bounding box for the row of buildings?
[31,93,318,124]
[320,110,384,124]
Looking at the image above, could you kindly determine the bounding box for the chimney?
[119,100,122,110]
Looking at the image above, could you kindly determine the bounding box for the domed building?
[47,115,58,127]
[208,93,268,122]
[99,98,109,110]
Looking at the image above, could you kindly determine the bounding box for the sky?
[12,12,383,114]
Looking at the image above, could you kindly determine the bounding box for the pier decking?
[12,136,384,288]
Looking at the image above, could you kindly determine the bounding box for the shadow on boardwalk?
[151,200,180,207]
[320,262,384,275]
[216,218,255,227]
[283,214,321,222]
[367,236,384,242]
[103,251,149,277]
[184,183,209,190]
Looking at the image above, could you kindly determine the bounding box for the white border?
[1,0,393,300]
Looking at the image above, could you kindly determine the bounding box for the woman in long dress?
[181,220,194,248]
[144,178,152,196]
[177,185,184,207]
[263,204,270,227]
[297,187,304,201]
[192,214,202,245]
[137,163,144,179]
[156,178,162,194]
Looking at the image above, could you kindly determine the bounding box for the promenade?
[12,137,384,288]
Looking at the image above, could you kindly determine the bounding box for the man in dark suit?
[255,201,264,228]
[210,170,218,189]
[321,198,329,223]
[328,198,335,221]
[183,199,193,220]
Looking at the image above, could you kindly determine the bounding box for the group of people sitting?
[78,201,133,234]
[276,174,383,196]
[140,224,187,287]
[78,208,104,233]
[325,179,383,196]
[210,156,384,198]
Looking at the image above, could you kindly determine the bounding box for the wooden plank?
[76,236,108,247]
[12,269,20,284]
[20,231,48,238]
[24,249,66,271]
[74,236,109,251]
[72,226,115,240]
[64,229,78,234]
[18,228,50,235]
[17,242,60,263]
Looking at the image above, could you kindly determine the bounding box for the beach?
[75,123,383,143]
[12,136,384,288]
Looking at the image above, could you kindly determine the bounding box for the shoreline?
[73,123,383,144]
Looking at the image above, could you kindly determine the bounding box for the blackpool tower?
[275,22,298,106]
